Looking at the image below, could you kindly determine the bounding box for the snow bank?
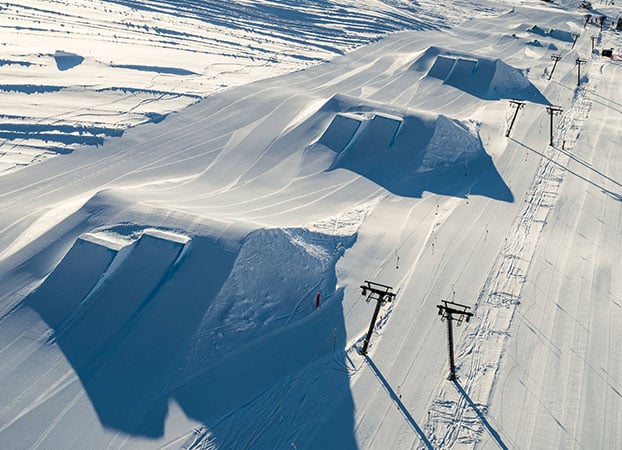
[420,116,483,172]
[527,25,574,43]
[22,218,355,437]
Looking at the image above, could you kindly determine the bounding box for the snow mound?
[24,218,354,437]
[53,50,84,71]
[527,25,574,42]
[420,115,483,172]
[415,47,548,103]
[312,94,512,199]
[187,226,355,374]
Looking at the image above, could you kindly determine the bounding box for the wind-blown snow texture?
[0,0,504,173]
[0,0,621,449]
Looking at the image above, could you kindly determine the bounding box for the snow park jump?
[0,1,620,449]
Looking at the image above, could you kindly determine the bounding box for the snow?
[0,0,620,449]
[0,0,509,173]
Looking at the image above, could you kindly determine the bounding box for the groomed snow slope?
[0,0,506,173]
[0,1,621,449]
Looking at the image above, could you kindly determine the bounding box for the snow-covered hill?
[0,1,620,449]
[0,0,504,173]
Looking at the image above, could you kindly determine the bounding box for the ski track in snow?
[0,0,621,449]
[0,0,506,174]
[425,30,608,449]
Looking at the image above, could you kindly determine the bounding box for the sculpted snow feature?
[0,1,619,449]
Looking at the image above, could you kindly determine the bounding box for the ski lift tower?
[571,32,580,49]
[505,100,526,137]
[576,58,587,86]
[437,300,473,381]
[359,281,396,355]
[548,54,562,80]
[545,105,563,147]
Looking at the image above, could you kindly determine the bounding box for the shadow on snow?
[453,379,509,450]
[365,356,434,449]
[24,227,358,448]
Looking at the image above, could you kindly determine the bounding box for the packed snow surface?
[0,0,621,449]
[0,0,505,172]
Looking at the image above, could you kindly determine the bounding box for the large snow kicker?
[416,47,549,103]
[29,230,189,365]
[26,236,120,329]
[314,94,512,200]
